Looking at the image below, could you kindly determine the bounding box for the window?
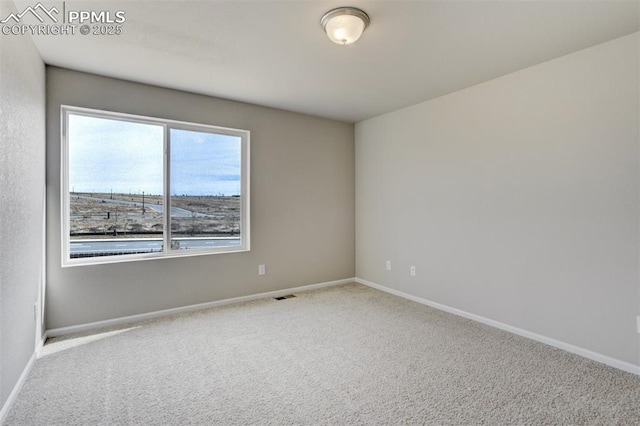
[62,106,249,266]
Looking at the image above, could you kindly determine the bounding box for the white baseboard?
[47,278,355,338]
[0,335,46,424]
[355,278,640,376]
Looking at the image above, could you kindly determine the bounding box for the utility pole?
[142,191,145,216]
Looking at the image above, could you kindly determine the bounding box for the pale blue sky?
[69,114,241,196]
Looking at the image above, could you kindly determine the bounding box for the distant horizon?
[70,191,240,197]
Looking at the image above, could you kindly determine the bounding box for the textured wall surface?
[356,33,640,365]
[0,0,46,413]
[46,67,355,329]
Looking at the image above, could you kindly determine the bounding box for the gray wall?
[0,0,46,413]
[46,67,354,329]
[356,33,640,365]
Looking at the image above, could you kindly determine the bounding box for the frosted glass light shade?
[321,7,370,45]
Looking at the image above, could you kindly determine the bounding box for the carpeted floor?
[5,283,640,425]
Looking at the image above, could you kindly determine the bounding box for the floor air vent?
[274,294,296,301]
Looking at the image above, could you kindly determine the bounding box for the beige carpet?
[5,283,640,425]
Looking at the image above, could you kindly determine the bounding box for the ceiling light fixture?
[320,7,370,45]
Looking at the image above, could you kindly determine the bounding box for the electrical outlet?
[258,264,266,275]
[386,261,391,271]
[637,316,640,334]
[410,266,416,276]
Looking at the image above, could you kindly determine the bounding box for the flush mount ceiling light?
[320,7,370,45]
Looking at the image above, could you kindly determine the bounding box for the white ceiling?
[20,0,640,123]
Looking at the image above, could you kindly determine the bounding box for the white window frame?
[61,105,250,267]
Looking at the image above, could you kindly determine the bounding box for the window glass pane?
[63,106,249,266]
[68,114,164,258]
[169,128,242,251]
